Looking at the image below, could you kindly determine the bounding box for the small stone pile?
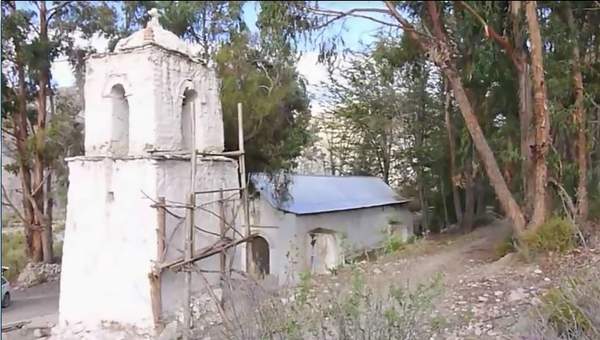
[17,262,61,288]
[172,289,223,332]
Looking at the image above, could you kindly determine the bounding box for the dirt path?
[2,280,59,326]
[311,220,512,293]
[304,220,598,339]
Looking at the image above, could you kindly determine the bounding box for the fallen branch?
[2,320,31,333]
[548,178,587,249]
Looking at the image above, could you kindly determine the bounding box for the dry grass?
[525,263,600,339]
[200,268,443,340]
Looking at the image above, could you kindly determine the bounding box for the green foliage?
[541,287,591,337]
[529,267,600,340]
[495,234,516,259]
[384,234,406,254]
[521,217,576,254]
[216,33,312,172]
[114,2,313,173]
[1,231,27,281]
[430,314,449,332]
[589,195,600,222]
[295,271,312,306]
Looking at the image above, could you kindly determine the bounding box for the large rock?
[17,262,61,288]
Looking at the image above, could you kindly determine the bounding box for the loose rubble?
[17,262,61,288]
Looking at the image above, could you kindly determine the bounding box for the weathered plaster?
[249,199,413,285]
[60,12,235,334]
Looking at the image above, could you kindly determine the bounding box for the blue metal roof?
[250,174,409,215]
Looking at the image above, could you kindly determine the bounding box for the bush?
[495,234,516,258]
[384,234,406,254]
[2,231,27,281]
[589,196,600,222]
[521,217,576,254]
[222,270,444,340]
[526,267,600,339]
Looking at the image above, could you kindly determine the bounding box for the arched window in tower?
[181,89,198,151]
[110,84,129,156]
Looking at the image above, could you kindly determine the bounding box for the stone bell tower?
[58,9,239,335]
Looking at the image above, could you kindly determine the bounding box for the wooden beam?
[162,235,258,271]
[150,197,166,332]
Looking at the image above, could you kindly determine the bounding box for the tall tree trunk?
[10,1,38,261]
[440,178,449,228]
[475,175,486,217]
[34,1,53,263]
[387,1,527,233]
[444,66,526,233]
[525,1,550,230]
[565,3,589,221]
[444,81,463,225]
[416,70,429,231]
[44,170,54,261]
[510,1,535,220]
[462,149,476,231]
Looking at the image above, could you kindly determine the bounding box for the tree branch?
[384,1,429,47]
[47,1,74,23]
[305,6,400,29]
[1,184,28,226]
[455,1,523,71]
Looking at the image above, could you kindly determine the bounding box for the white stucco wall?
[250,199,413,285]
[59,156,239,330]
[59,158,159,329]
[60,16,237,335]
[84,46,224,157]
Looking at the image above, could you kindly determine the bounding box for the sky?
[50,1,390,111]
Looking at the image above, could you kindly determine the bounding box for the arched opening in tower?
[181,89,198,152]
[110,84,129,156]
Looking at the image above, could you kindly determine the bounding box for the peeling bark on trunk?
[565,3,589,221]
[525,1,550,231]
[510,1,535,220]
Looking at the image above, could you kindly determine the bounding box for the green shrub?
[541,287,591,338]
[525,265,600,340]
[384,234,405,254]
[222,270,444,340]
[589,195,600,222]
[521,217,576,254]
[2,231,27,281]
[495,234,516,258]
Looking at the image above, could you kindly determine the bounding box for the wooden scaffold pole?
[237,103,251,273]
[150,196,166,332]
[183,100,197,339]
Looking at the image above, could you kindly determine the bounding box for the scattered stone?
[544,277,551,282]
[534,269,542,275]
[157,321,179,340]
[33,328,52,338]
[494,291,504,296]
[17,262,61,288]
[478,296,488,303]
[373,268,383,275]
[508,288,527,302]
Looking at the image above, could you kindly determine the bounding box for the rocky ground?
[300,220,600,340]
[4,220,598,339]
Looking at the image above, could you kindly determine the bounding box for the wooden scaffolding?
[148,103,254,338]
